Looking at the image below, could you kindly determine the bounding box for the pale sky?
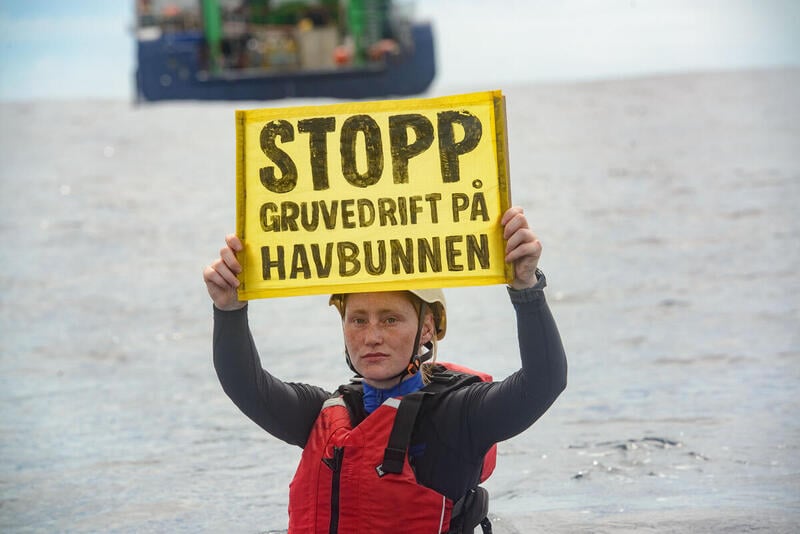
[0,0,798,100]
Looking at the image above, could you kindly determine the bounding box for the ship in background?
[134,0,436,101]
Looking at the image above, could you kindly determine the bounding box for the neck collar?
[362,372,424,414]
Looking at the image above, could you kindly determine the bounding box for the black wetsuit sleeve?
[212,305,330,448]
[445,272,567,455]
[411,272,567,500]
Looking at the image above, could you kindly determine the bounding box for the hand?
[203,234,247,311]
[501,207,542,289]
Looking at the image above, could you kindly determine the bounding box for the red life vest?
[287,362,496,534]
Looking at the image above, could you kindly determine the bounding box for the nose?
[363,322,383,346]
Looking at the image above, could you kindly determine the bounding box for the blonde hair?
[421,336,439,384]
[407,293,440,385]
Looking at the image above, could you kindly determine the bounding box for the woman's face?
[342,291,434,389]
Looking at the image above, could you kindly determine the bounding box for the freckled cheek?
[344,329,372,354]
[343,332,358,352]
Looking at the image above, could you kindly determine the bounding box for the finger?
[505,226,540,258]
[204,262,231,289]
[225,233,243,252]
[502,212,529,240]
[506,239,542,264]
[203,264,233,291]
[500,206,525,226]
[505,226,537,254]
[220,245,242,274]
[210,258,241,288]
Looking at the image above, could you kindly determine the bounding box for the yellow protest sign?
[235,91,512,299]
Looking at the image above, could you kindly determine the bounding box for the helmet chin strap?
[345,349,361,377]
[389,301,431,384]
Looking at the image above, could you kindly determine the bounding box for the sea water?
[1,69,798,532]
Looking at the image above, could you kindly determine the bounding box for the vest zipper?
[326,446,344,534]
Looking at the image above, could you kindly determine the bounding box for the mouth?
[360,352,390,361]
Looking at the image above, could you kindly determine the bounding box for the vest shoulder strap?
[336,381,367,427]
[423,364,484,394]
[377,366,482,476]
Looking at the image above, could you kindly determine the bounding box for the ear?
[419,311,436,346]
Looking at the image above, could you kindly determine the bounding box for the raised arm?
[441,208,567,452]
[205,236,329,447]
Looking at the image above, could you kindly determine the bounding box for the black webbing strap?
[376,368,483,477]
[425,367,482,394]
[376,390,427,476]
[337,382,367,427]
[449,487,492,533]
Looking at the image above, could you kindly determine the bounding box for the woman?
[204,206,567,533]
